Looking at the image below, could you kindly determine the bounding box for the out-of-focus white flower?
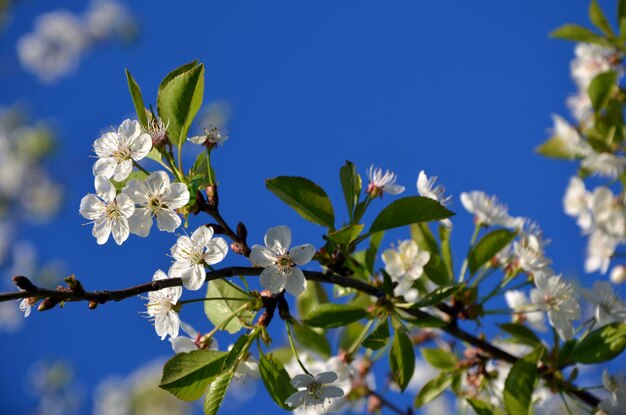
[16,11,87,83]
[505,290,547,332]
[567,91,594,123]
[513,230,551,276]
[530,272,580,340]
[92,119,152,182]
[417,170,452,228]
[285,372,344,410]
[585,231,618,274]
[599,370,626,415]
[460,191,523,229]
[79,175,135,245]
[366,165,405,197]
[122,171,189,236]
[581,281,626,326]
[590,187,625,238]
[84,0,136,41]
[550,114,591,158]
[169,226,228,291]
[381,240,430,299]
[563,176,593,232]
[144,270,182,340]
[570,43,616,88]
[249,225,315,296]
[188,126,229,147]
[610,265,626,284]
[581,152,626,180]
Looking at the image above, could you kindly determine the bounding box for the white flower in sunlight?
[550,114,591,158]
[460,191,523,228]
[599,370,626,415]
[19,298,33,318]
[610,265,626,284]
[530,272,580,340]
[146,117,169,147]
[84,0,136,41]
[566,91,594,123]
[144,270,182,340]
[585,231,617,274]
[570,43,615,88]
[285,372,344,409]
[417,170,452,227]
[366,165,405,197]
[170,321,218,354]
[249,225,315,296]
[590,186,625,238]
[79,175,135,245]
[513,228,551,276]
[169,226,228,291]
[122,171,190,236]
[16,11,88,83]
[381,240,430,296]
[188,126,229,147]
[563,176,592,232]
[92,119,152,182]
[504,290,547,332]
[581,152,626,180]
[581,281,626,326]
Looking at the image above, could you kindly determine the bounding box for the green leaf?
[303,303,368,328]
[125,69,149,128]
[407,314,447,329]
[499,323,542,347]
[421,348,457,371]
[439,225,454,279]
[590,0,614,36]
[588,71,618,112]
[536,136,578,159]
[266,176,335,228]
[340,160,361,220]
[259,354,298,410]
[410,284,462,309]
[571,322,626,364]
[339,321,365,350]
[411,223,450,285]
[369,196,454,235]
[550,24,606,44]
[292,322,332,357]
[159,350,228,401]
[390,330,415,392]
[204,370,233,415]
[111,170,148,192]
[157,62,204,146]
[365,231,384,276]
[468,229,517,275]
[467,398,496,415]
[296,281,328,319]
[327,224,364,246]
[503,347,543,415]
[619,0,626,30]
[363,319,390,350]
[204,280,255,334]
[414,372,453,408]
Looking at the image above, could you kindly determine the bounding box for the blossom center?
[306,381,324,400]
[112,145,131,162]
[105,201,122,219]
[276,254,295,271]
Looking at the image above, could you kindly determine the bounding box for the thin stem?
[132,161,150,175]
[204,302,251,338]
[459,223,482,282]
[286,321,311,375]
[177,143,184,181]
[367,389,411,415]
[346,318,374,355]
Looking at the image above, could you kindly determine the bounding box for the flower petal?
[250,245,277,267]
[164,182,190,209]
[290,374,315,388]
[93,157,116,179]
[259,266,286,293]
[285,390,307,408]
[315,371,338,384]
[95,175,116,202]
[289,244,315,266]
[284,267,307,297]
[182,264,205,291]
[265,225,291,255]
[191,225,213,247]
[79,194,105,220]
[322,385,344,399]
[113,159,133,182]
[155,208,182,232]
[128,208,152,237]
[111,217,130,245]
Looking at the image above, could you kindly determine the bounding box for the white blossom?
[581,152,626,180]
[599,370,626,415]
[249,225,315,296]
[84,0,136,41]
[611,265,626,284]
[460,191,523,228]
[169,226,228,291]
[513,228,551,276]
[79,175,135,245]
[19,298,32,318]
[563,176,592,232]
[285,372,344,410]
[570,43,615,88]
[550,114,591,158]
[567,91,594,124]
[170,321,218,354]
[585,231,618,274]
[381,240,430,299]
[122,171,190,236]
[581,281,626,326]
[188,126,228,147]
[92,119,152,182]
[504,290,547,332]
[530,272,580,340]
[16,11,87,83]
[590,186,626,238]
[417,170,452,227]
[366,165,405,197]
[144,270,182,340]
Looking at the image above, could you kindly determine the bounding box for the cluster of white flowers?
[599,370,626,415]
[530,272,580,340]
[17,0,137,83]
[381,239,430,302]
[563,176,626,278]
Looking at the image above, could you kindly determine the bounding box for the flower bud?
[610,265,626,284]
[13,275,37,292]
[206,184,218,209]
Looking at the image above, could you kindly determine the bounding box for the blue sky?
[0,0,619,414]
